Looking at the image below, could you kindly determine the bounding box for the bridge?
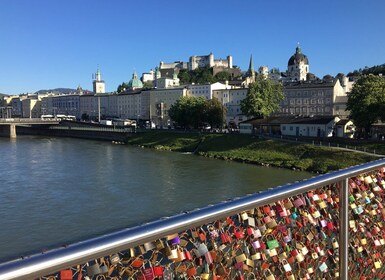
[0,118,60,138]
[1,158,385,279]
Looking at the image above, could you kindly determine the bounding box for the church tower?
[93,68,106,94]
[247,54,256,81]
[243,54,256,87]
[287,44,309,81]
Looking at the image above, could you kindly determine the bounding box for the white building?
[156,73,180,89]
[141,69,155,83]
[212,88,248,127]
[281,116,340,137]
[93,68,106,94]
[187,82,230,100]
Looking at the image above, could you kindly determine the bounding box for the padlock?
[110,253,120,265]
[143,241,156,252]
[318,262,328,272]
[60,269,73,280]
[286,271,295,280]
[295,252,305,262]
[86,260,102,277]
[266,234,279,249]
[142,261,155,280]
[281,259,291,272]
[332,238,339,249]
[263,269,275,280]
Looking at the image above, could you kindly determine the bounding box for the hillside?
[347,63,385,77]
[35,88,77,94]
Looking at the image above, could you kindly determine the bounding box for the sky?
[0,0,384,95]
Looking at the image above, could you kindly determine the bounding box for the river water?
[0,135,311,262]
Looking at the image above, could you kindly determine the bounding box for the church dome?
[288,46,309,66]
[128,71,143,89]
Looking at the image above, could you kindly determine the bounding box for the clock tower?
[93,68,106,94]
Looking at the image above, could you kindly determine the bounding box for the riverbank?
[127,131,378,174]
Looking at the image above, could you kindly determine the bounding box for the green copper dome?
[128,71,143,88]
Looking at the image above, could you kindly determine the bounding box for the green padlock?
[266,234,279,249]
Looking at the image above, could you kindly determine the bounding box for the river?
[0,135,311,262]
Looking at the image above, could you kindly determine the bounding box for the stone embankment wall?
[16,126,131,142]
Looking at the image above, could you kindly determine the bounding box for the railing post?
[339,178,349,280]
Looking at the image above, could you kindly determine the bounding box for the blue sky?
[0,0,384,94]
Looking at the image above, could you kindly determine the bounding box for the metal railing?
[1,159,385,279]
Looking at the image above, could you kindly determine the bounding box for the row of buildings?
[1,46,356,134]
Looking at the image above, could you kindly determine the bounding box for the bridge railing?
[1,159,385,279]
[0,118,59,123]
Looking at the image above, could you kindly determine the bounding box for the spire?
[95,67,101,81]
[248,54,255,73]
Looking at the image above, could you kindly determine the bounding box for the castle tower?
[93,68,105,94]
[227,55,233,69]
[287,44,309,81]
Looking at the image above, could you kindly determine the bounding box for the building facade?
[187,82,229,100]
[148,87,188,128]
[212,88,248,127]
[279,79,349,118]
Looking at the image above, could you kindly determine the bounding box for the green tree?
[204,97,227,128]
[346,74,385,137]
[215,71,232,82]
[142,81,153,89]
[117,82,129,93]
[168,96,206,128]
[240,77,284,119]
[178,67,216,85]
[178,69,192,84]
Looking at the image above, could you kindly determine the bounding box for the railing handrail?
[1,158,385,280]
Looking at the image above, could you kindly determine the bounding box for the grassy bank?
[126,131,378,174]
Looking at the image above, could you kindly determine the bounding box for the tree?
[240,77,284,119]
[178,69,192,84]
[117,82,129,93]
[346,74,385,137]
[215,71,232,82]
[142,81,154,89]
[81,113,90,121]
[168,96,206,128]
[204,97,226,128]
[168,96,226,129]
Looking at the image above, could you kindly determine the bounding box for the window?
[290,126,293,131]
[282,126,286,130]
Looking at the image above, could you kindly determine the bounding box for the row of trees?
[178,67,238,85]
[168,96,226,129]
